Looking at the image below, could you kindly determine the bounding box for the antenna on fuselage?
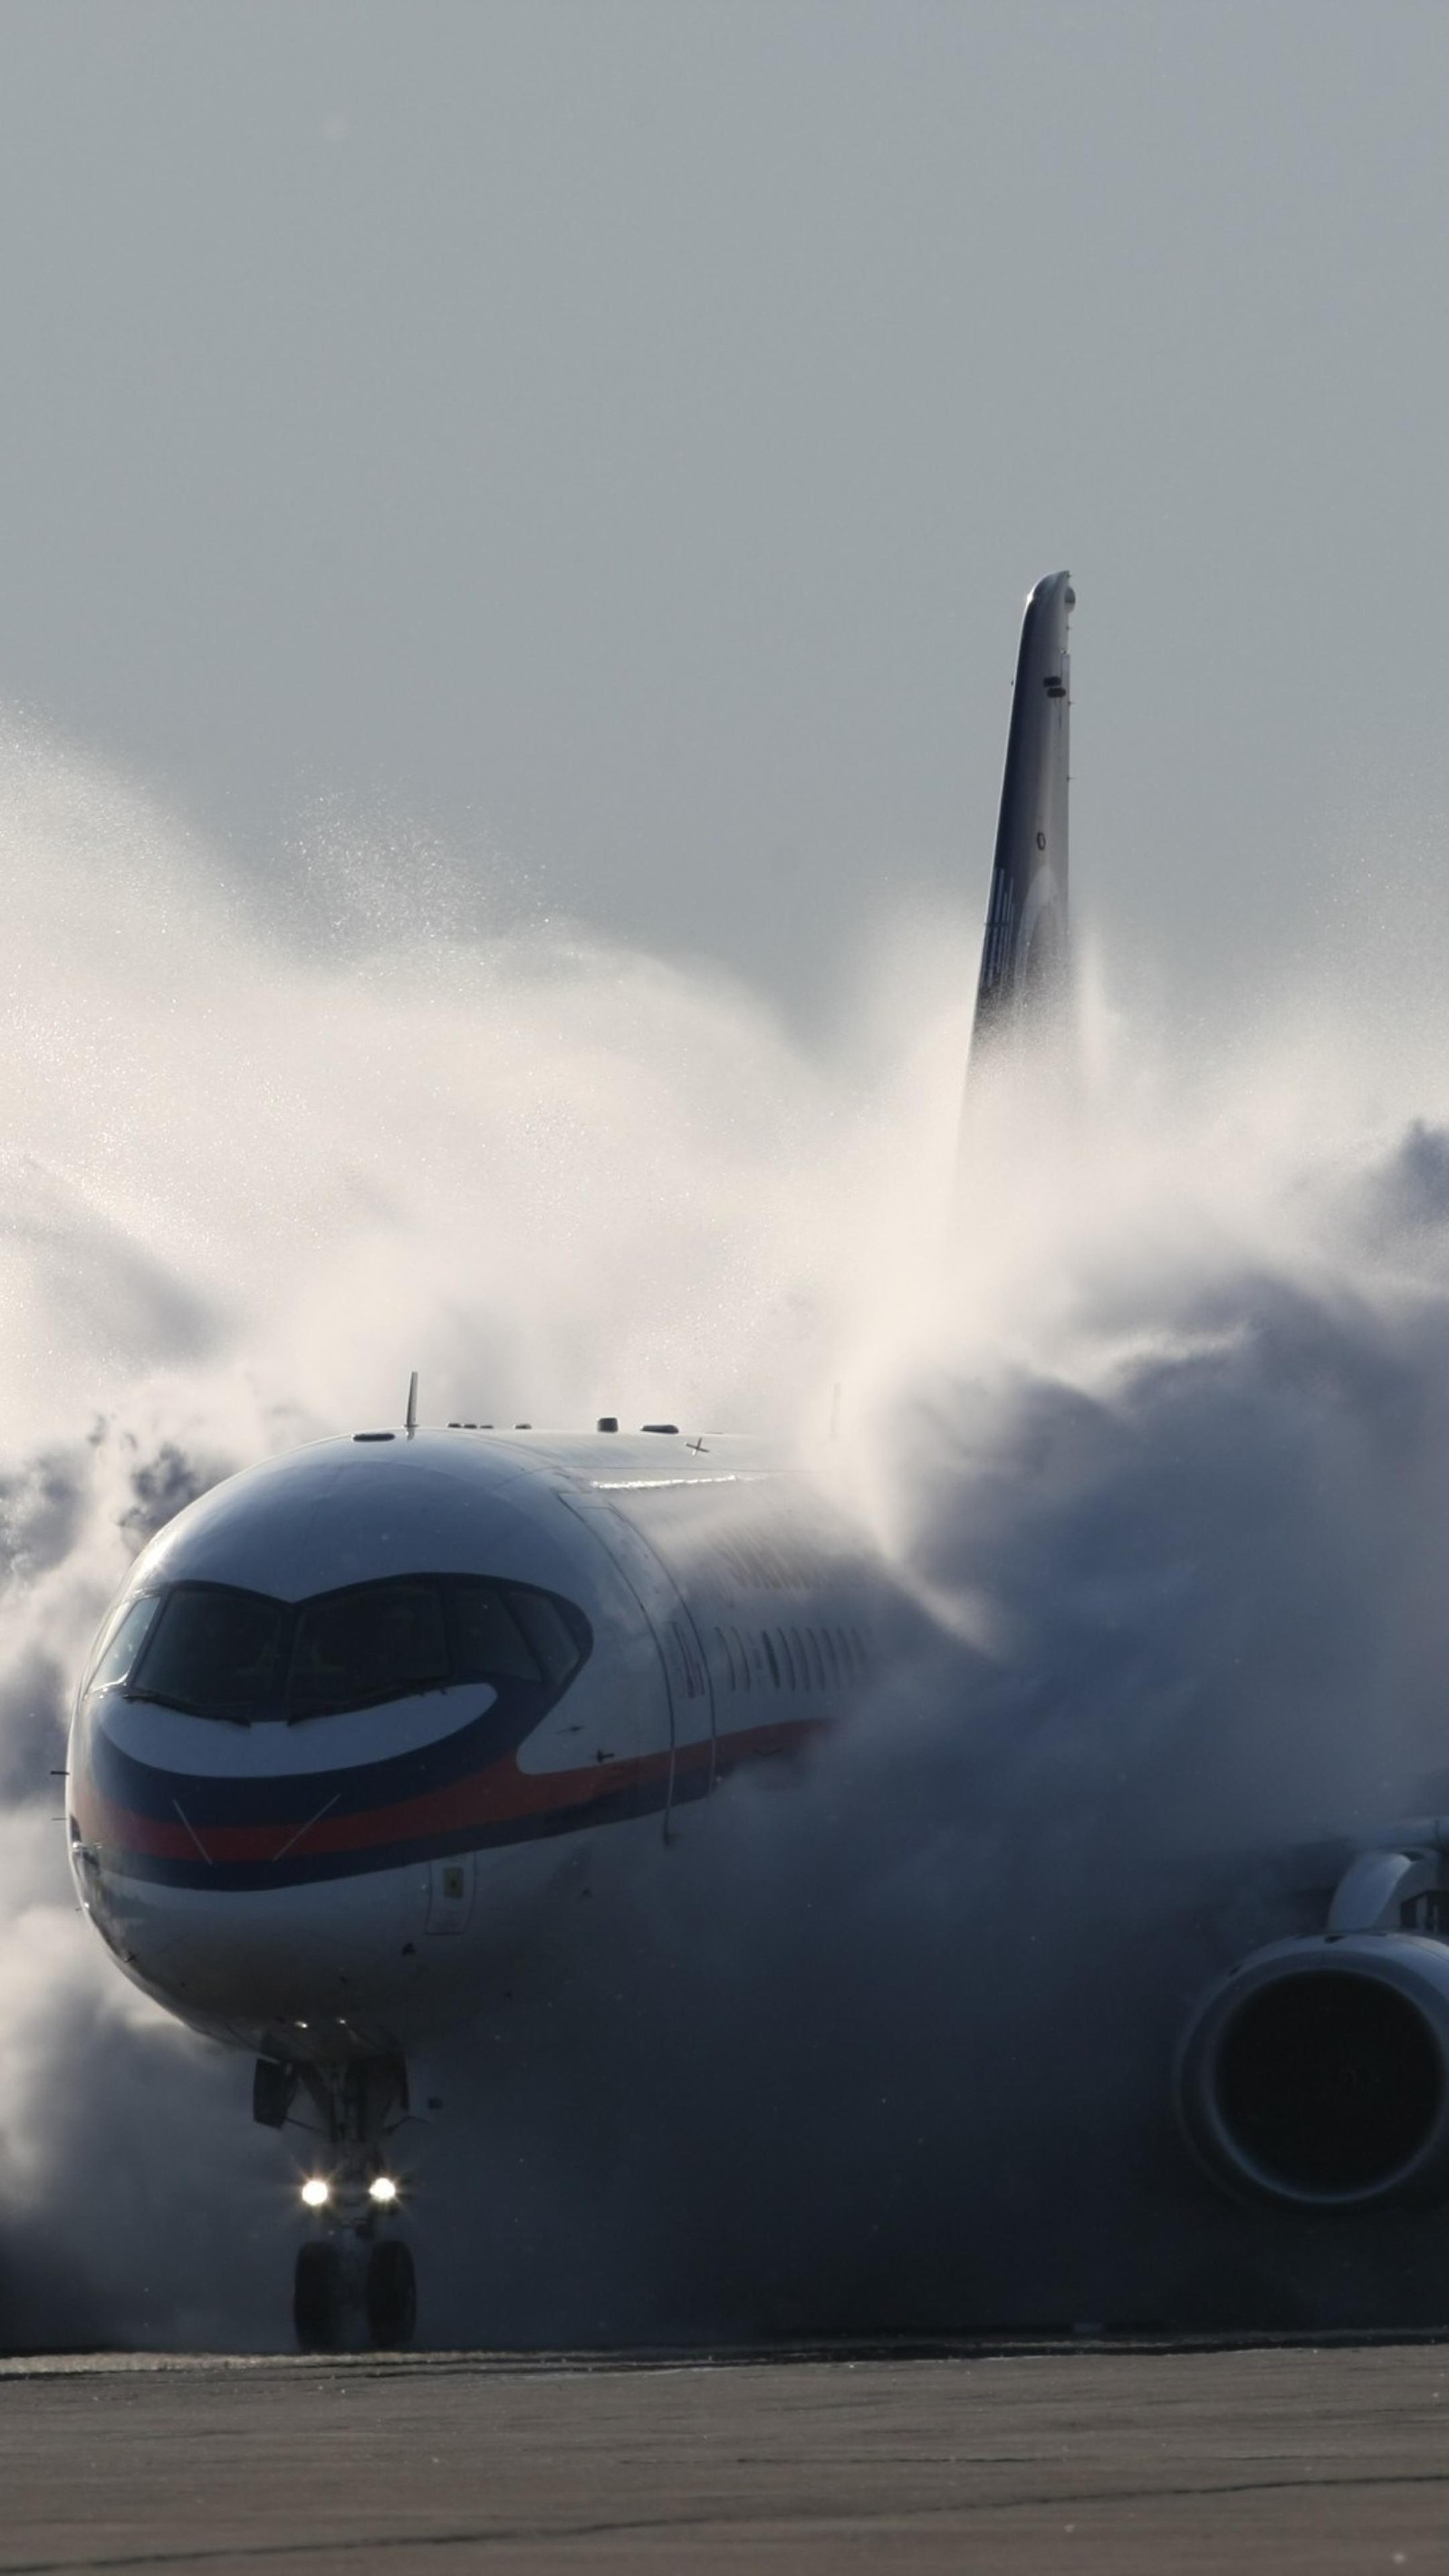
[405,1370,419,1437]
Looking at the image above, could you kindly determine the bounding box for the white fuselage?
[67,1427,880,2067]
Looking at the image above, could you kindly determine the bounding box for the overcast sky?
[1,0,1444,1021]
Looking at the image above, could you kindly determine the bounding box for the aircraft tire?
[365,2237,417,2349]
[293,2240,347,2352]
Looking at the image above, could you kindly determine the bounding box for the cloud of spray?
[4,718,1449,2343]
[406,1006,1449,2345]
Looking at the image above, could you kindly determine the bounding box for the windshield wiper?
[123,1687,253,1728]
[286,1676,451,1722]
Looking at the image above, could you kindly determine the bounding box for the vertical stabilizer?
[970,572,1074,1053]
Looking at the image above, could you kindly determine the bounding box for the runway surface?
[2,2340,1447,2572]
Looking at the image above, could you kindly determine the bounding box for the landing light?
[300,2177,331,2209]
[369,2175,399,2205]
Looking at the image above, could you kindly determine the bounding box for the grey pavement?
[1,2341,1447,2571]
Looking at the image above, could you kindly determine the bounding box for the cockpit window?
[290,1581,449,1718]
[446,1580,541,1685]
[120,1572,588,1724]
[85,1592,162,1695]
[513,1588,588,1687]
[137,1587,286,1720]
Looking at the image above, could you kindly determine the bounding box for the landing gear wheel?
[293,2240,347,2352]
[366,2237,417,2348]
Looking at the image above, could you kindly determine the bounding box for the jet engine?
[1176,1834,1449,2212]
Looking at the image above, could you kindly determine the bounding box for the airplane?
[64,570,1077,2350]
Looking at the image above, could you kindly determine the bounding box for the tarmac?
[2,2339,1447,2572]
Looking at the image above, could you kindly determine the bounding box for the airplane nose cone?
[71,1818,429,2041]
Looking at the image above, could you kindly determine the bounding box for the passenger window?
[821,1628,840,1687]
[763,1632,780,1688]
[730,1625,750,1691]
[807,1629,825,1689]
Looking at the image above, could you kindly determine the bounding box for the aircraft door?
[556,1490,715,1834]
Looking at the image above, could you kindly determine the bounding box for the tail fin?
[970,571,1074,1053]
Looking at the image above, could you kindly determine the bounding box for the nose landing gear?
[293,2238,348,2350]
[365,2235,417,2347]
[254,2054,417,2351]
[293,2232,417,2352]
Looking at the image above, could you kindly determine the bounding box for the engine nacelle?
[1176,1932,1449,2212]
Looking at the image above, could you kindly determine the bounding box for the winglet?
[970,572,1074,1053]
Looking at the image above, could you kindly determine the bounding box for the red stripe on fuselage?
[72,1717,824,1868]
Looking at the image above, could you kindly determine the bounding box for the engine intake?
[1176,1933,1449,2211]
